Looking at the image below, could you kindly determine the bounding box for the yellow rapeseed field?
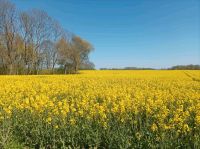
[0,70,200,148]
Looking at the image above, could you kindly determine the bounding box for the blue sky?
[11,0,200,69]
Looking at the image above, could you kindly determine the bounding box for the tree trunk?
[52,63,55,74]
[74,62,79,74]
[9,64,13,75]
[64,64,67,74]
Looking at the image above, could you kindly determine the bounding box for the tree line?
[0,0,94,75]
[100,64,200,70]
[169,64,200,70]
[100,67,155,70]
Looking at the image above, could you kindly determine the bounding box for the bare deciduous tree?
[20,9,55,74]
[0,0,18,74]
[0,0,94,75]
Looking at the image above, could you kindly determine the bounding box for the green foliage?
[170,65,200,70]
